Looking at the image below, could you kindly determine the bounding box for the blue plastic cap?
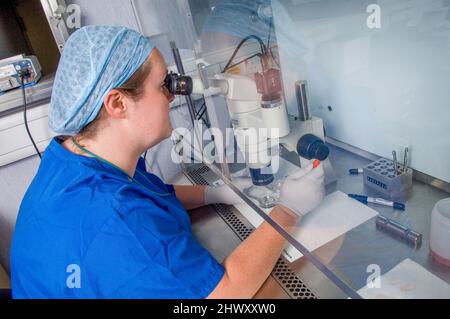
[348,194,368,204]
[311,143,330,161]
[297,134,330,161]
[394,202,406,211]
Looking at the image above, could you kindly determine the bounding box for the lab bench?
[180,142,450,299]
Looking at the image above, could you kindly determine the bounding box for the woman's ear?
[103,89,128,119]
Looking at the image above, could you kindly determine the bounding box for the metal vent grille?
[273,260,316,299]
[185,165,317,299]
[214,204,255,241]
[185,165,210,185]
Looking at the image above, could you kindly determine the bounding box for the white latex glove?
[278,162,325,217]
[204,177,253,205]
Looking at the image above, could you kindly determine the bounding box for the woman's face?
[125,49,174,150]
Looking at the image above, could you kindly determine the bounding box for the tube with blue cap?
[348,193,406,211]
[349,168,363,175]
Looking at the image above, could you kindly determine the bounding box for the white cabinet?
[0,103,55,167]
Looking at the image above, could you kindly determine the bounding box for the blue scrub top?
[10,137,224,298]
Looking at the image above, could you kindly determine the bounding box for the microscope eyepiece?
[297,134,330,161]
[164,72,193,96]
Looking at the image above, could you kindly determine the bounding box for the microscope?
[165,48,332,207]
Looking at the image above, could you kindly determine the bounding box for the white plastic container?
[430,198,450,267]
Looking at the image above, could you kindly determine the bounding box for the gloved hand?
[204,177,253,205]
[278,161,325,218]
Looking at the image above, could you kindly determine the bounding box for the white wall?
[66,0,141,31]
[273,0,450,183]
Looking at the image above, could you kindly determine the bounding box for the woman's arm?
[173,185,206,210]
[207,163,325,298]
[207,206,299,299]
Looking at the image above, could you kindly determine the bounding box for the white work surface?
[357,258,450,299]
[234,190,379,263]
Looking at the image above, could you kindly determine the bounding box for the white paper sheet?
[357,258,450,299]
[233,190,379,262]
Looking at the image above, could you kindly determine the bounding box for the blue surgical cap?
[49,25,155,135]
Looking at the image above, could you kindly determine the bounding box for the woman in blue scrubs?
[10,26,325,298]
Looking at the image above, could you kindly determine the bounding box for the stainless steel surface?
[403,147,409,174]
[295,80,311,121]
[323,143,450,290]
[197,63,210,90]
[203,156,362,299]
[40,0,72,52]
[414,170,450,195]
[376,215,422,249]
[392,150,398,175]
[327,136,450,194]
[186,140,450,298]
